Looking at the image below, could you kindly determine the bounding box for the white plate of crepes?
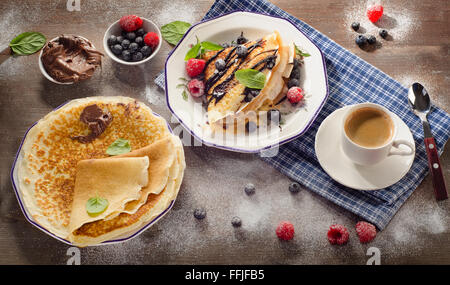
[11,96,185,247]
[165,11,328,153]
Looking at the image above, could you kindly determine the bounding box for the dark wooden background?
[0,0,448,265]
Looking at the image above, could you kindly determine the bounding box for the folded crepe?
[68,135,185,246]
[202,31,293,127]
[104,136,178,220]
[68,156,149,234]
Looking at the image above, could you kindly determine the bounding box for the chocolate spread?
[41,35,103,83]
[72,104,112,143]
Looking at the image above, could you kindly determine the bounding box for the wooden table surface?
[0,0,449,265]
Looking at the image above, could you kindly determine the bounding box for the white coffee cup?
[341,103,414,165]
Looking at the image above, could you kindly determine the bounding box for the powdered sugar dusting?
[344,0,419,41]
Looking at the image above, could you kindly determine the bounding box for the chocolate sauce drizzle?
[205,39,274,105]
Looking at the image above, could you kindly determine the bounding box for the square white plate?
[165,11,329,153]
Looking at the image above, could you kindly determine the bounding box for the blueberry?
[193,208,206,219]
[267,109,281,124]
[290,68,300,80]
[293,58,301,69]
[355,35,367,47]
[215,59,226,71]
[236,32,248,44]
[351,22,360,31]
[132,51,143,62]
[107,35,117,46]
[121,50,131,61]
[129,42,139,53]
[367,35,376,45]
[121,39,130,49]
[136,28,145,37]
[135,36,144,46]
[141,45,152,57]
[379,29,388,39]
[236,45,248,58]
[221,43,230,48]
[288,78,299,89]
[248,88,260,97]
[244,183,255,195]
[266,58,275,69]
[111,44,123,55]
[126,32,136,41]
[121,30,128,37]
[244,93,254,102]
[116,35,124,44]
[289,182,301,193]
[231,216,242,227]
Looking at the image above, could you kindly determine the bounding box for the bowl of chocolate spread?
[39,35,103,84]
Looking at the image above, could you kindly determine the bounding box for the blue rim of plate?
[164,10,329,153]
[10,98,175,246]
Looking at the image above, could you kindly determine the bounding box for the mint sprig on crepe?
[294,43,310,58]
[235,68,266,89]
[106,138,131,156]
[86,194,109,216]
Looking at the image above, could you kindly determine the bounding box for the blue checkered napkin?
[155,0,450,229]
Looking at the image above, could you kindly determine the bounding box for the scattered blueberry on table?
[244,183,256,195]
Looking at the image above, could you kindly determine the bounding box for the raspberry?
[355,221,377,243]
[367,5,384,23]
[144,32,159,49]
[287,87,304,104]
[119,15,143,32]
[185,58,206,78]
[327,224,349,245]
[187,79,205,98]
[276,221,295,241]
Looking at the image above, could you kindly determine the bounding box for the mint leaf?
[235,69,266,89]
[9,32,46,55]
[161,21,191,45]
[201,41,223,51]
[185,37,201,61]
[106,138,131,156]
[86,196,109,216]
[294,44,310,57]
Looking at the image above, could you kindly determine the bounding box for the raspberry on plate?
[355,221,377,243]
[276,221,295,241]
[144,32,159,49]
[119,15,143,32]
[187,79,205,97]
[367,4,384,23]
[186,58,206,78]
[287,87,304,104]
[327,224,349,245]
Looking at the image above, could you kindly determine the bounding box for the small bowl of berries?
[103,15,161,65]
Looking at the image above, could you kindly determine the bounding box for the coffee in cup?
[341,103,414,165]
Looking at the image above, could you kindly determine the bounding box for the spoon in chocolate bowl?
[408,82,448,201]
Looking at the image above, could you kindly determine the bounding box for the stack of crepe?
[202,31,296,129]
[17,96,185,246]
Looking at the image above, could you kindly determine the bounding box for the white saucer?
[315,106,416,190]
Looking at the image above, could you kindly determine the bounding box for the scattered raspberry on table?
[276,221,295,241]
[367,4,384,23]
[327,224,349,245]
[355,221,377,243]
